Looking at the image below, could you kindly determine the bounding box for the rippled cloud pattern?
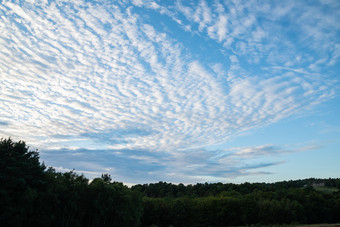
[1,0,339,183]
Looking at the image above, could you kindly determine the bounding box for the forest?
[1,138,340,226]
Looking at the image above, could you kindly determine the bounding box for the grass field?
[296,224,340,227]
[242,223,340,227]
[313,186,339,193]
[246,224,340,227]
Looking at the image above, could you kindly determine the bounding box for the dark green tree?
[0,138,46,226]
[85,177,143,226]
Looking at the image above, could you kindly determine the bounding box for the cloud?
[167,0,340,68]
[38,146,278,184]
[211,143,320,160]
[39,147,168,183]
[0,0,339,182]
[0,121,9,126]
[80,127,157,145]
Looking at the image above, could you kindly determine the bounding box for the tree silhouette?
[0,138,46,225]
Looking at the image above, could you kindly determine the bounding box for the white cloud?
[0,0,339,182]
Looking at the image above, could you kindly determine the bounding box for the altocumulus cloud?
[0,0,339,183]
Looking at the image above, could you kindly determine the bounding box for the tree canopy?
[1,138,339,226]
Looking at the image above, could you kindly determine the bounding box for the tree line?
[0,138,142,226]
[1,138,340,226]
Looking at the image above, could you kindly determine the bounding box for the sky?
[1,0,339,185]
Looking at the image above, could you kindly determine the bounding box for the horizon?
[1,0,339,185]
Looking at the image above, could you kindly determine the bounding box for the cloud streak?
[0,0,339,182]
[39,142,318,184]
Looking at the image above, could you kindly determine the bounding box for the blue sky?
[1,0,339,184]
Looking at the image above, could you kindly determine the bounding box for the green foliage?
[1,138,339,226]
[134,179,340,226]
[314,186,339,193]
[85,177,143,226]
[0,138,143,227]
[0,138,46,226]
